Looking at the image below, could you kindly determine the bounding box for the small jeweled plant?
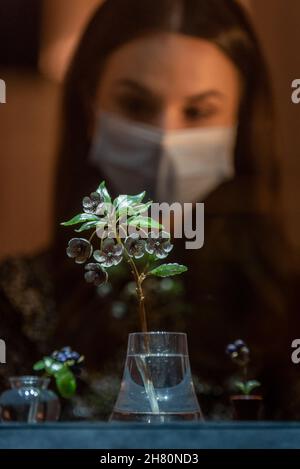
[60,181,188,333]
[33,347,84,399]
[226,339,261,396]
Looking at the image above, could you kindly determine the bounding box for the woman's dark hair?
[53,0,277,261]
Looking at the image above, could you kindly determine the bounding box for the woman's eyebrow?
[114,79,158,97]
[186,90,224,102]
[114,79,224,103]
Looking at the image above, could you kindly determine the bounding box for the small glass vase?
[0,376,61,422]
[110,331,203,423]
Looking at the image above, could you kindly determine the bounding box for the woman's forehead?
[98,33,241,100]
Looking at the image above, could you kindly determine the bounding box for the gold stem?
[127,255,148,333]
[115,234,148,333]
[88,230,97,243]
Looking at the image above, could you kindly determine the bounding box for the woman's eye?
[184,106,217,122]
[115,95,158,119]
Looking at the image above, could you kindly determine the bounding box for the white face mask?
[89,111,236,203]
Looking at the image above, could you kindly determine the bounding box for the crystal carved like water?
[111,353,202,423]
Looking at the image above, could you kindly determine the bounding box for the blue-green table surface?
[0,421,300,449]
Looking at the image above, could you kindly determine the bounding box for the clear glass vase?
[110,331,203,423]
[0,376,61,422]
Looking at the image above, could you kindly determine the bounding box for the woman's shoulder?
[0,249,58,390]
[0,249,57,345]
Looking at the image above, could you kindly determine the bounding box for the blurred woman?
[0,0,299,420]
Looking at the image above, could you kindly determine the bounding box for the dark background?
[0,0,41,66]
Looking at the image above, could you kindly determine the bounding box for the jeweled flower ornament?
[226,339,261,395]
[61,181,188,332]
[33,346,84,399]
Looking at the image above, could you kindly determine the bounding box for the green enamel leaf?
[44,357,64,375]
[129,201,152,216]
[148,263,188,278]
[43,357,54,369]
[60,213,99,226]
[96,181,111,204]
[33,360,45,371]
[234,380,261,395]
[235,381,247,394]
[128,216,162,229]
[55,368,77,399]
[114,192,146,210]
[118,201,152,219]
[75,221,99,233]
[244,380,261,395]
